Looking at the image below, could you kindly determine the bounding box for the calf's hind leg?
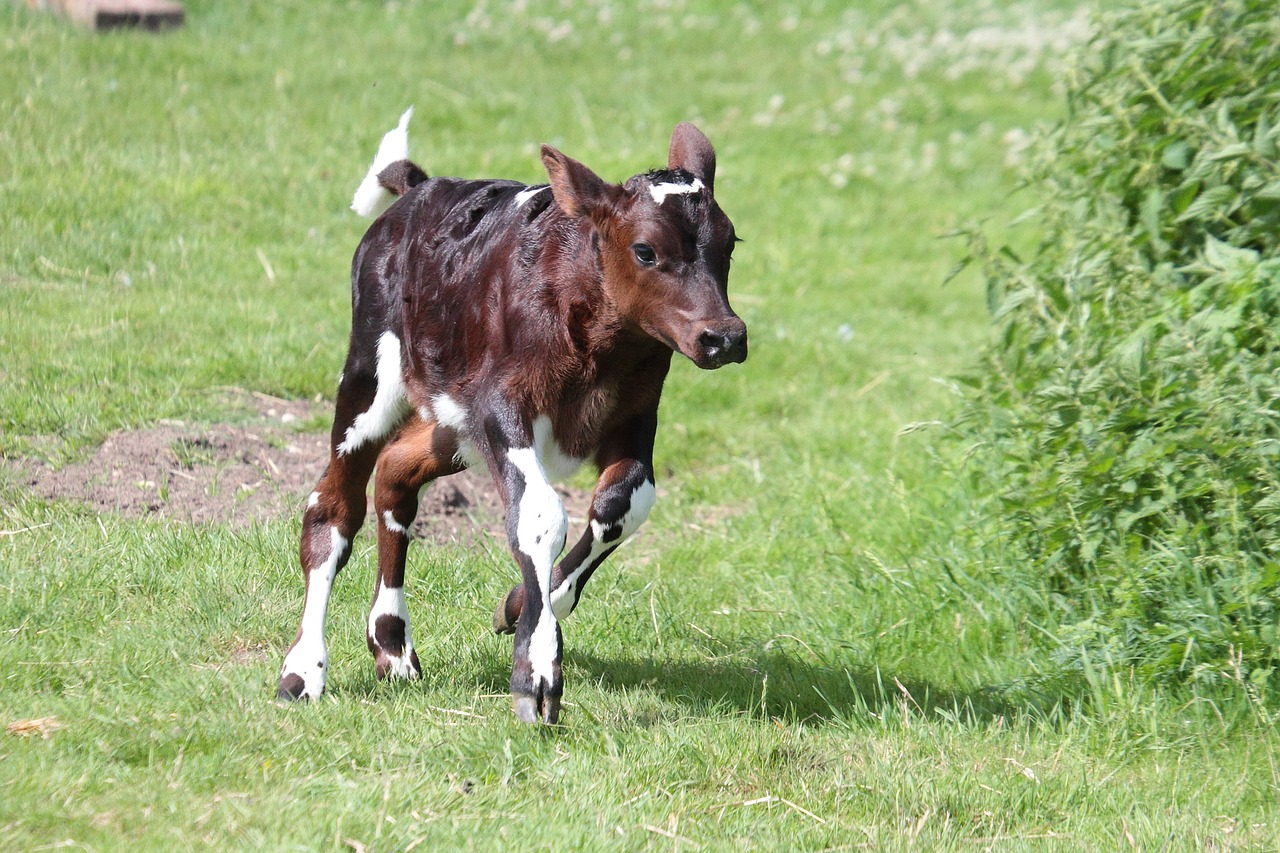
[276,439,380,701]
[277,333,410,700]
[367,417,462,680]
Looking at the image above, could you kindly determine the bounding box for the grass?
[2,0,1277,849]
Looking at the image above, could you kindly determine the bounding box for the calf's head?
[541,123,747,369]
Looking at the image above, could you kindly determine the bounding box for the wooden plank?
[23,0,184,31]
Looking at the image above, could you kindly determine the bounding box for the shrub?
[956,0,1280,688]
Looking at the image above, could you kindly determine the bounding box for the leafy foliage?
[957,0,1280,688]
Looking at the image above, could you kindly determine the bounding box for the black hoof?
[276,673,308,701]
[513,690,561,725]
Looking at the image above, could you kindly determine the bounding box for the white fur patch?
[280,526,348,699]
[531,414,584,482]
[507,444,568,685]
[430,393,468,431]
[550,478,655,619]
[367,581,418,680]
[508,447,568,564]
[455,440,484,470]
[351,107,414,218]
[528,604,559,686]
[337,331,409,456]
[382,510,408,536]
[428,393,482,468]
[649,177,704,205]
[514,185,549,207]
[617,478,657,537]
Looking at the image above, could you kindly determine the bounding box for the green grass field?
[3,1,1278,849]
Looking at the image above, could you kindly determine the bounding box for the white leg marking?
[514,185,549,207]
[507,444,568,685]
[338,331,409,456]
[649,177,704,204]
[550,479,656,619]
[367,580,419,680]
[280,527,348,699]
[531,415,584,482]
[351,106,414,217]
[382,510,408,537]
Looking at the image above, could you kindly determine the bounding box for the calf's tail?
[350,107,429,218]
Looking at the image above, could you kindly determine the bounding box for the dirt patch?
[9,392,593,548]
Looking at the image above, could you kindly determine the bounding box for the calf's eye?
[632,243,657,267]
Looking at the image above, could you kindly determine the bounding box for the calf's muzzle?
[693,317,748,369]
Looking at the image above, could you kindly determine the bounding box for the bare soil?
[10,391,594,547]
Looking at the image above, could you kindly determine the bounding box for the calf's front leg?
[493,457,655,633]
[485,415,569,724]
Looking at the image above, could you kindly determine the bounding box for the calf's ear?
[668,122,716,193]
[541,145,611,219]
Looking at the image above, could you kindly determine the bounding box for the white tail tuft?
[350,107,414,218]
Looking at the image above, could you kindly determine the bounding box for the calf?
[276,109,747,723]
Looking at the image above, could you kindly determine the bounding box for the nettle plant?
[956,0,1280,688]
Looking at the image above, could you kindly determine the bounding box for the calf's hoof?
[513,689,561,725]
[276,673,309,701]
[492,585,524,635]
[373,648,422,681]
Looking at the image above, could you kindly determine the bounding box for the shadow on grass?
[459,642,1072,728]
[579,650,1071,726]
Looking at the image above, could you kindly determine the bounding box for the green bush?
[956,0,1280,688]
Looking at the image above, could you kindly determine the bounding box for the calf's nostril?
[698,329,728,351]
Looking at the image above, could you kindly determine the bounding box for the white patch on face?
[338,331,409,456]
[307,491,320,509]
[550,478,656,619]
[280,526,348,699]
[514,185,549,207]
[649,177,705,205]
[506,443,568,685]
[367,581,419,680]
[382,510,408,536]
